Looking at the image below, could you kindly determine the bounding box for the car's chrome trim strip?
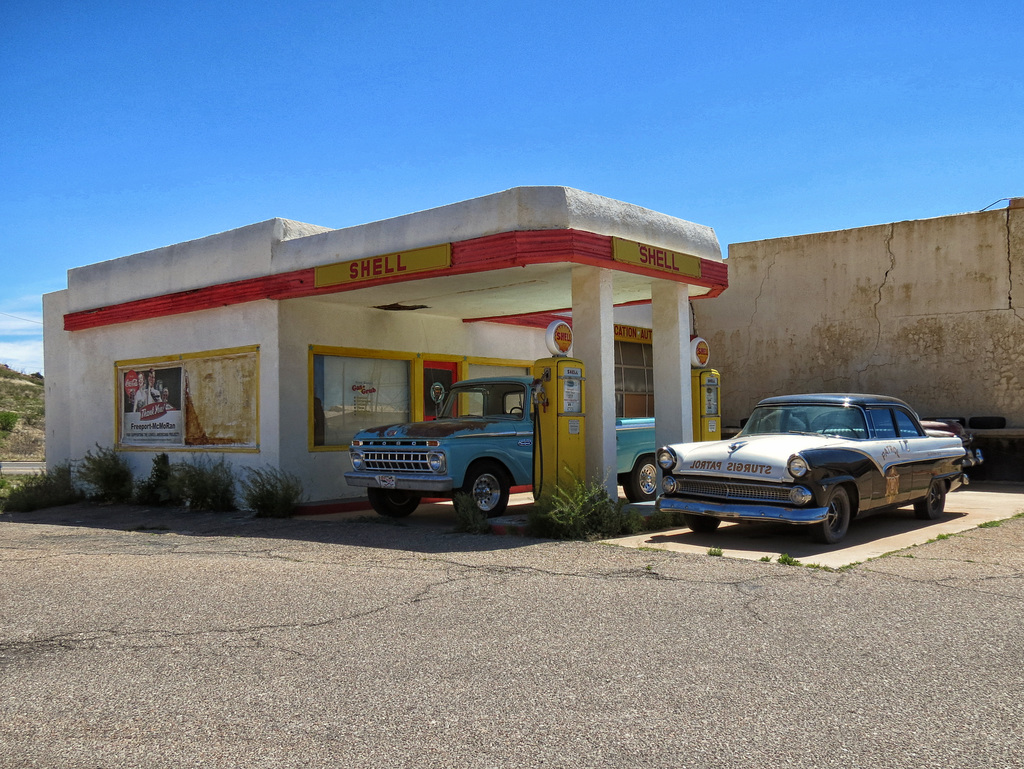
[656,495,829,524]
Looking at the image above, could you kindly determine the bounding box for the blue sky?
[2,0,1021,374]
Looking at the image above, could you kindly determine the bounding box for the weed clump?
[452,492,491,534]
[0,412,17,432]
[1,463,83,512]
[77,444,134,503]
[134,453,182,506]
[172,456,236,511]
[239,466,305,517]
[527,479,641,540]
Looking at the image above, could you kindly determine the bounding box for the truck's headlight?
[662,475,678,494]
[657,448,677,470]
[428,452,446,473]
[789,486,813,505]
[787,455,809,478]
[351,452,364,471]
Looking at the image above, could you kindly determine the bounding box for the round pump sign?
[545,320,573,356]
[690,336,711,368]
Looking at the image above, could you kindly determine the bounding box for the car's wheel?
[810,485,852,544]
[623,454,658,502]
[367,488,420,518]
[913,478,947,520]
[683,514,721,533]
[461,460,510,517]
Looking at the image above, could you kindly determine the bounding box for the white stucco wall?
[45,298,281,481]
[694,206,1024,428]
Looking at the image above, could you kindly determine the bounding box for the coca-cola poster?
[121,365,184,446]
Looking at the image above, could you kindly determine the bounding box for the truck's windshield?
[440,382,527,420]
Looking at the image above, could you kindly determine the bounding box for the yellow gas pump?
[691,368,721,441]
[531,356,586,505]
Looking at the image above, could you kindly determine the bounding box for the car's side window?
[867,408,897,438]
[893,409,923,437]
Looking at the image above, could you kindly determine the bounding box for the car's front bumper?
[344,471,453,493]
[656,495,830,525]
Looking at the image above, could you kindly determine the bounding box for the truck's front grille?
[362,451,432,473]
[674,478,792,504]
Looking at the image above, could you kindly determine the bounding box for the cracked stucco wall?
[693,206,1024,427]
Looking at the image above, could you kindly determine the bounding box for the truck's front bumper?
[655,495,830,525]
[344,471,454,493]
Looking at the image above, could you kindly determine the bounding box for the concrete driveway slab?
[603,482,1024,568]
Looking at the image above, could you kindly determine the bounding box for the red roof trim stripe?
[64,229,727,331]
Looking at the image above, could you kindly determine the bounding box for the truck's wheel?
[461,461,510,517]
[367,488,420,517]
[623,454,658,502]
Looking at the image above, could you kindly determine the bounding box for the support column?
[652,281,693,454]
[571,265,617,498]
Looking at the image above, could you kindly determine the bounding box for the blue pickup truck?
[344,375,656,517]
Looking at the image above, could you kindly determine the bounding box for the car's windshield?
[738,404,868,439]
[439,382,527,420]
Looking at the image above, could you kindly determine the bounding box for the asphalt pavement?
[2,484,1024,768]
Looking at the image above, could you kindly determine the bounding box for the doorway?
[423,360,459,420]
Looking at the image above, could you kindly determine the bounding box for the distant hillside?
[0,364,44,461]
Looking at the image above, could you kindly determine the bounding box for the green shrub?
[77,444,134,503]
[172,456,236,511]
[452,492,491,533]
[239,466,305,517]
[133,453,183,506]
[2,463,83,512]
[644,508,675,531]
[527,479,634,540]
[0,412,17,432]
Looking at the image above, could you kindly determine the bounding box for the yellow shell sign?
[612,238,702,279]
[315,243,451,288]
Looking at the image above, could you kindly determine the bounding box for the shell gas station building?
[43,187,727,505]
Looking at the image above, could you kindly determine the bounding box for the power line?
[0,311,43,325]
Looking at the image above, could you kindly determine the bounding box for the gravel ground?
[2,503,1023,768]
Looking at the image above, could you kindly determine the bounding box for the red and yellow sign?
[545,320,573,356]
[614,324,652,344]
[315,243,452,288]
[690,337,711,368]
[612,238,702,279]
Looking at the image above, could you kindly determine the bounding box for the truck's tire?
[367,488,420,517]
[461,460,511,517]
[623,454,658,503]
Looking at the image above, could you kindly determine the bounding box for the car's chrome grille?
[362,451,431,473]
[674,478,792,504]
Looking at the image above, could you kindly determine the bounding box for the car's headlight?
[351,452,365,471]
[787,455,809,478]
[428,452,446,473]
[789,486,813,505]
[657,448,677,470]
[662,475,678,494]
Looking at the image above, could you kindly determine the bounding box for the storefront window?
[312,354,410,447]
[615,340,654,418]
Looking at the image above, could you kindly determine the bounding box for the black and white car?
[655,393,969,544]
